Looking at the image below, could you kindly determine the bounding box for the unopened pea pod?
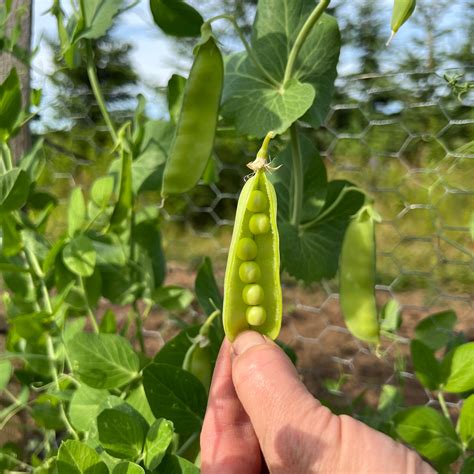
[387,0,416,45]
[339,204,380,345]
[161,35,223,197]
[223,132,282,342]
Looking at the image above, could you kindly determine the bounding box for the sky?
[30,0,470,125]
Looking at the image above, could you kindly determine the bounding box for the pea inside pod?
[223,132,282,341]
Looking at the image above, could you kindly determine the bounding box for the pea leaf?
[414,310,457,350]
[410,340,440,390]
[149,0,203,37]
[144,418,174,470]
[277,180,364,283]
[379,299,402,333]
[195,256,223,315]
[91,176,115,208]
[0,68,21,140]
[143,363,207,438]
[270,137,327,223]
[155,454,200,473]
[393,406,462,465]
[0,360,12,391]
[126,385,155,426]
[68,188,86,237]
[57,440,108,474]
[67,332,139,389]
[461,456,474,474]
[74,0,123,42]
[0,168,31,211]
[113,462,144,474]
[69,385,109,432]
[97,403,149,460]
[459,395,474,450]
[63,235,96,277]
[154,325,200,367]
[221,0,340,137]
[153,286,193,311]
[441,342,474,393]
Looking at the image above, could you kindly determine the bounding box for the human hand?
[200,331,435,473]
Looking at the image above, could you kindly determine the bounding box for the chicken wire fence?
[35,67,473,411]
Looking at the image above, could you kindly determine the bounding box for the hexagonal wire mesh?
[35,68,473,416]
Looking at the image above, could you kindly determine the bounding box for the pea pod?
[387,0,416,45]
[339,203,380,345]
[161,34,223,197]
[223,132,282,342]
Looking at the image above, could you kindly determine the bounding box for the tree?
[0,0,32,160]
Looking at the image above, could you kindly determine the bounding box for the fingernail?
[232,331,267,356]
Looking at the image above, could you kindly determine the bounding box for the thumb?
[231,331,338,473]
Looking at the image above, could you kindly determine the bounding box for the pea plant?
[0,0,473,473]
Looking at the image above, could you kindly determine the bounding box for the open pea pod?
[223,133,282,341]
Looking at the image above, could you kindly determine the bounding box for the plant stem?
[438,392,451,420]
[133,301,146,354]
[206,15,279,87]
[283,0,331,84]
[290,124,303,227]
[85,41,118,144]
[1,142,13,170]
[24,245,53,314]
[79,276,99,333]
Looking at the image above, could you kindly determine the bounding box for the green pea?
[339,204,380,345]
[239,261,261,283]
[249,213,270,235]
[223,132,282,342]
[161,36,224,197]
[246,306,267,326]
[236,238,257,261]
[247,190,268,212]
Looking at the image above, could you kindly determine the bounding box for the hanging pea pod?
[223,132,282,342]
[182,310,220,391]
[339,203,380,345]
[387,0,416,45]
[161,30,223,198]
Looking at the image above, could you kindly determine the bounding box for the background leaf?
[393,406,461,465]
[0,168,31,211]
[113,462,145,474]
[195,256,223,315]
[155,454,200,474]
[149,0,203,37]
[68,188,86,237]
[410,339,440,390]
[75,0,124,42]
[441,342,474,393]
[67,332,139,389]
[57,440,108,474]
[0,360,12,390]
[69,385,109,432]
[0,68,21,140]
[63,235,96,277]
[414,310,457,350]
[143,363,206,438]
[144,418,174,470]
[459,394,474,449]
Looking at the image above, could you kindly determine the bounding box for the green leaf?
[154,325,200,367]
[410,340,440,390]
[68,188,86,236]
[270,136,327,223]
[441,342,474,393]
[277,180,365,283]
[97,403,149,460]
[32,393,66,430]
[63,235,96,277]
[91,176,115,208]
[379,299,402,333]
[1,213,22,256]
[155,454,200,474]
[8,311,53,340]
[459,395,474,450]
[414,310,457,350]
[69,385,109,432]
[67,332,139,389]
[143,363,207,438]
[0,168,31,211]
[150,0,203,37]
[111,150,132,229]
[57,440,108,474]
[113,462,144,474]
[75,0,123,42]
[99,309,117,334]
[461,456,474,474]
[0,68,21,140]
[126,385,155,426]
[167,74,186,123]
[0,360,12,390]
[144,418,174,470]
[393,406,461,465]
[221,2,340,137]
[153,286,193,311]
[195,257,223,315]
